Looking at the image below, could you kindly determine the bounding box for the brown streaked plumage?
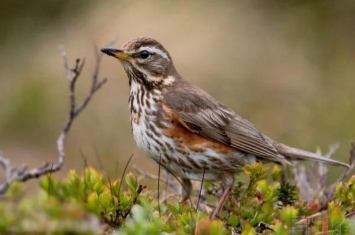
[101,37,349,219]
[162,102,236,155]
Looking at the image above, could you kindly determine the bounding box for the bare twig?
[196,168,206,212]
[292,143,355,209]
[293,143,340,202]
[117,154,134,196]
[321,142,355,208]
[93,144,104,171]
[157,155,162,214]
[0,41,114,194]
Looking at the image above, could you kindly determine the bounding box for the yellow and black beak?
[101,48,130,60]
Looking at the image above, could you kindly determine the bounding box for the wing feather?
[164,80,284,162]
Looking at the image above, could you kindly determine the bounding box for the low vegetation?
[1,162,354,234]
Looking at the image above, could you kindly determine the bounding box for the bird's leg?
[180,178,192,203]
[210,173,234,219]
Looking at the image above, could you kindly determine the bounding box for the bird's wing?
[164,81,289,164]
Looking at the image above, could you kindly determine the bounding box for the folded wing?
[164,80,290,165]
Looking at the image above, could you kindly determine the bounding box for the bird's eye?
[139,50,150,59]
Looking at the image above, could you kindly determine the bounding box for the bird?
[101,37,349,219]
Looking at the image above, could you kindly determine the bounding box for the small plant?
[334,175,355,212]
[277,182,298,208]
[40,167,146,228]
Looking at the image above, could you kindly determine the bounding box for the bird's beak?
[101,48,130,60]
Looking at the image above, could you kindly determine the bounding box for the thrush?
[101,37,349,219]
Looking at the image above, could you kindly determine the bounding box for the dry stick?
[196,168,206,212]
[93,144,104,171]
[157,155,162,214]
[335,142,355,182]
[299,144,355,224]
[0,43,110,195]
[114,154,134,225]
[292,142,355,210]
[80,148,89,169]
[317,143,340,186]
[292,143,353,202]
[117,154,134,196]
[293,148,329,202]
[80,148,89,200]
[321,142,355,208]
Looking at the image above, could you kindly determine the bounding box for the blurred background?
[0,1,354,191]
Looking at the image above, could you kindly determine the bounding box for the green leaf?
[120,193,132,210]
[210,220,227,235]
[87,192,99,213]
[166,203,179,214]
[40,175,58,195]
[241,221,256,235]
[279,206,298,224]
[98,190,111,209]
[228,214,239,227]
[272,165,281,181]
[125,172,138,196]
[93,181,104,194]
[111,179,120,197]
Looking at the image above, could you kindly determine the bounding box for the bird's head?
[101,37,179,89]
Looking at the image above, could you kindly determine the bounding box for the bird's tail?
[273,141,349,169]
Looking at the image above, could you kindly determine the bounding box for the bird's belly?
[131,120,154,154]
[131,119,255,181]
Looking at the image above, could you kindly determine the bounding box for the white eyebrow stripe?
[139,46,170,61]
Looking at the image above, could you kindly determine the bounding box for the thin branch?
[321,142,355,208]
[0,42,113,194]
[293,143,347,201]
[196,168,206,212]
[157,155,161,214]
[292,142,355,209]
[93,144,104,171]
[117,154,134,196]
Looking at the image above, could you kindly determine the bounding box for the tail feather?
[273,142,349,169]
